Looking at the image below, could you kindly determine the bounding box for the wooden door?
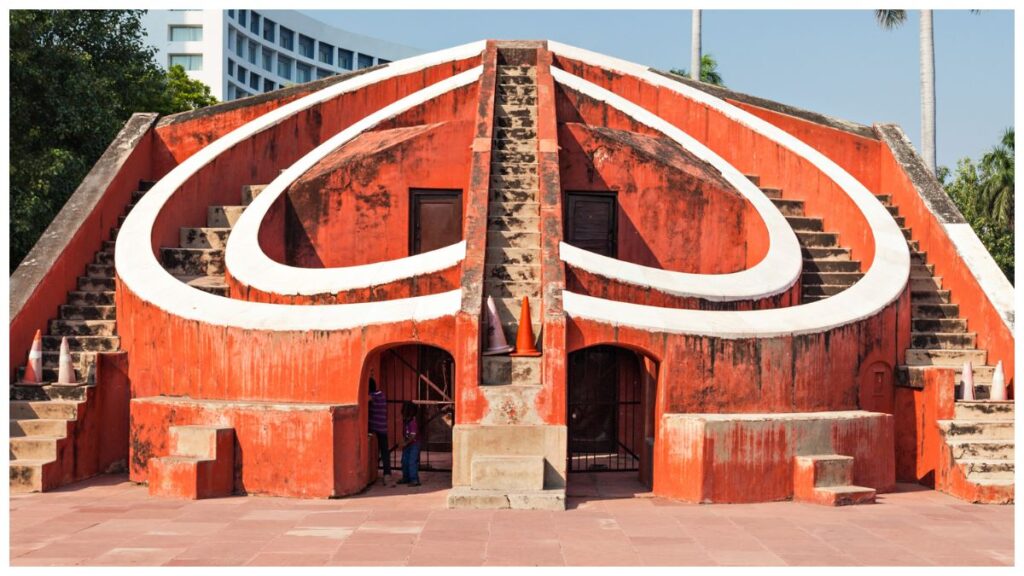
[565,192,617,257]
[411,189,462,255]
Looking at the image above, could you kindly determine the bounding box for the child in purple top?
[396,401,421,487]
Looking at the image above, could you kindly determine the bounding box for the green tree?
[10,10,217,272]
[670,54,725,86]
[978,128,1014,230]
[161,64,218,112]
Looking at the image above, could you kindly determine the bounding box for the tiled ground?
[9,472,1014,566]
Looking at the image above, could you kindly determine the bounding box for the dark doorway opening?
[565,191,617,257]
[378,345,455,472]
[410,189,463,255]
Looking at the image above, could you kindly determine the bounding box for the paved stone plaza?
[8,472,1014,566]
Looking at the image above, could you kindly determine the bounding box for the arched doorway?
[567,345,658,490]
[376,344,455,472]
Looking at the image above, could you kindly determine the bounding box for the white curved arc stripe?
[227,66,481,296]
[548,41,909,337]
[116,42,486,330]
[552,68,801,301]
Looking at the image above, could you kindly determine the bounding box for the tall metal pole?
[691,9,702,82]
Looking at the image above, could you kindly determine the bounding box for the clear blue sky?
[305,9,1014,171]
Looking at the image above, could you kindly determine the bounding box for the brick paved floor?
[9,472,1014,566]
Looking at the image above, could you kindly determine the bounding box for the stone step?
[446,486,565,511]
[241,184,266,205]
[907,239,920,252]
[911,289,951,304]
[77,275,115,292]
[911,303,960,319]
[489,172,538,191]
[875,193,892,204]
[42,335,119,352]
[947,439,1014,460]
[131,189,148,203]
[490,187,536,203]
[59,304,116,321]
[41,349,95,368]
[485,247,541,267]
[802,259,861,273]
[471,455,544,491]
[891,215,906,227]
[495,103,537,117]
[488,201,540,219]
[161,247,225,276]
[180,227,231,250]
[759,186,783,199]
[481,356,542,386]
[900,365,995,391]
[493,138,536,153]
[771,198,805,216]
[491,161,537,176]
[10,419,69,438]
[9,460,54,493]
[899,227,913,240]
[497,75,538,87]
[910,276,943,291]
[67,291,115,306]
[487,215,541,233]
[485,263,540,283]
[939,420,1014,440]
[496,83,537,98]
[801,284,850,297]
[911,263,936,277]
[487,230,541,249]
[801,247,850,260]
[94,250,114,265]
[207,205,246,228]
[497,64,536,76]
[806,485,877,506]
[10,400,81,421]
[802,272,862,286]
[497,93,537,107]
[744,174,761,186]
[493,150,537,164]
[485,280,541,299]
[48,319,116,337]
[785,216,823,232]
[492,296,541,327]
[911,317,967,332]
[796,231,839,248]
[495,127,537,141]
[494,111,536,129]
[958,459,1015,477]
[176,274,229,296]
[905,348,986,367]
[910,332,977,350]
[103,240,117,252]
[954,401,1015,421]
[85,263,114,278]
[10,436,61,461]
[10,382,93,402]
[911,251,928,265]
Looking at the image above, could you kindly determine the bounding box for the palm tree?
[670,54,725,87]
[691,10,702,82]
[876,9,936,175]
[978,128,1014,230]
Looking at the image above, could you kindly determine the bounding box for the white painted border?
[116,42,485,330]
[553,69,800,301]
[226,67,480,296]
[945,223,1014,331]
[548,42,910,337]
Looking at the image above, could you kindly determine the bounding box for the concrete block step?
[912,303,960,319]
[785,216,823,231]
[492,296,542,326]
[487,215,541,233]
[131,189,148,203]
[899,365,994,391]
[938,420,1014,440]
[241,184,267,205]
[497,64,536,76]
[10,435,61,461]
[207,205,246,228]
[795,454,854,488]
[495,127,537,141]
[493,150,537,163]
[801,247,850,260]
[494,112,535,129]
[446,486,565,511]
[176,274,229,296]
[809,485,877,506]
[954,401,1014,421]
[487,230,541,249]
[907,239,920,252]
[10,400,81,421]
[759,187,783,199]
[497,93,537,107]
[892,215,906,227]
[180,227,231,250]
[77,276,115,292]
[60,304,116,321]
[496,103,537,117]
[10,419,69,438]
[911,251,928,265]
[947,439,1014,460]
[497,75,537,87]
[958,458,1015,475]
[161,247,225,276]
[490,187,536,203]
[41,349,96,369]
[485,280,541,299]
[801,284,851,297]
[85,263,114,278]
[911,263,936,276]
[496,84,537,98]
[802,259,861,273]
[875,194,892,204]
[899,227,913,240]
[905,348,986,367]
[42,335,119,352]
[910,276,943,291]
[486,247,540,266]
[471,455,544,491]
[796,231,839,248]
[481,356,542,386]
[9,459,56,493]
[911,289,951,304]
[94,250,114,265]
[912,318,967,332]
[102,240,117,252]
[910,332,977,349]
[770,198,805,216]
[489,172,538,191]
[802,272,862,286]
[493,138,536,153]
[488,201,540,219]
[486,263,540,283]
[48,319,116,337]
[744,174,761,186]
[19,363,92,386]
[491,161,537,176]
[10,383,92,402]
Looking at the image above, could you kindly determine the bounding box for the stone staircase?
[793,454,876,506]
[9,179,154,492]
[161,184,264,295]
[938,401,1015,503]
[148,425,235,500]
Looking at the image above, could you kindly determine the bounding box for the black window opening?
[565,191,618,257]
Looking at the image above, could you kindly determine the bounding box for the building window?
[337,48,353,70]
[227,59,235,76]
[296,62,311,83]
[317,68,333,79]
[357,53,374,69]
[233,28,244,56]
[248,40,257,65]
[169,25,203,42]
[169,54,203,71]
[377,58,391,65]
[318,42,334,65]
[237,88,249,98]
[277,55,293,80]
[237,65,247,84]
[228,9,235,19]
[263,18,275,43]
[227,83,236,100]
[249,11,261,35]
[249,71,261,91]
[279,26,294,51]
[298,34,314,59]
[264,79,275,92]
[262,48,273,71]
[238,10,247,27]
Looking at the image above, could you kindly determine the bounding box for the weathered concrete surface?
[148,426,235,500]
[470,455,545,491]
[452,424,567,489]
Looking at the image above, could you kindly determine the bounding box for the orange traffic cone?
[56,337,78,386]
[961,361,976,401]
[21,329,43,385]
[511,296,541,357]
[483,295,514,355]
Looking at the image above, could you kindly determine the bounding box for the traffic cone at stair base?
[961,361,975,401]
[483,295,514,355]
[511,296,541,357]
[21,329,43,385]
[56,336,78,386]
[989,361,1007,401]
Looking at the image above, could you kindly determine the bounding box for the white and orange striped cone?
[482,295,514,355]
[961,361,976,401]
[989,361,1007,401]
[21,329,43,385]
[57,337,78,386]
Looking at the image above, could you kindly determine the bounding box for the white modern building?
[142,10,421,101]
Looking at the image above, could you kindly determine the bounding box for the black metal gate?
[379,345,454,472]
[567,346,642,473]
